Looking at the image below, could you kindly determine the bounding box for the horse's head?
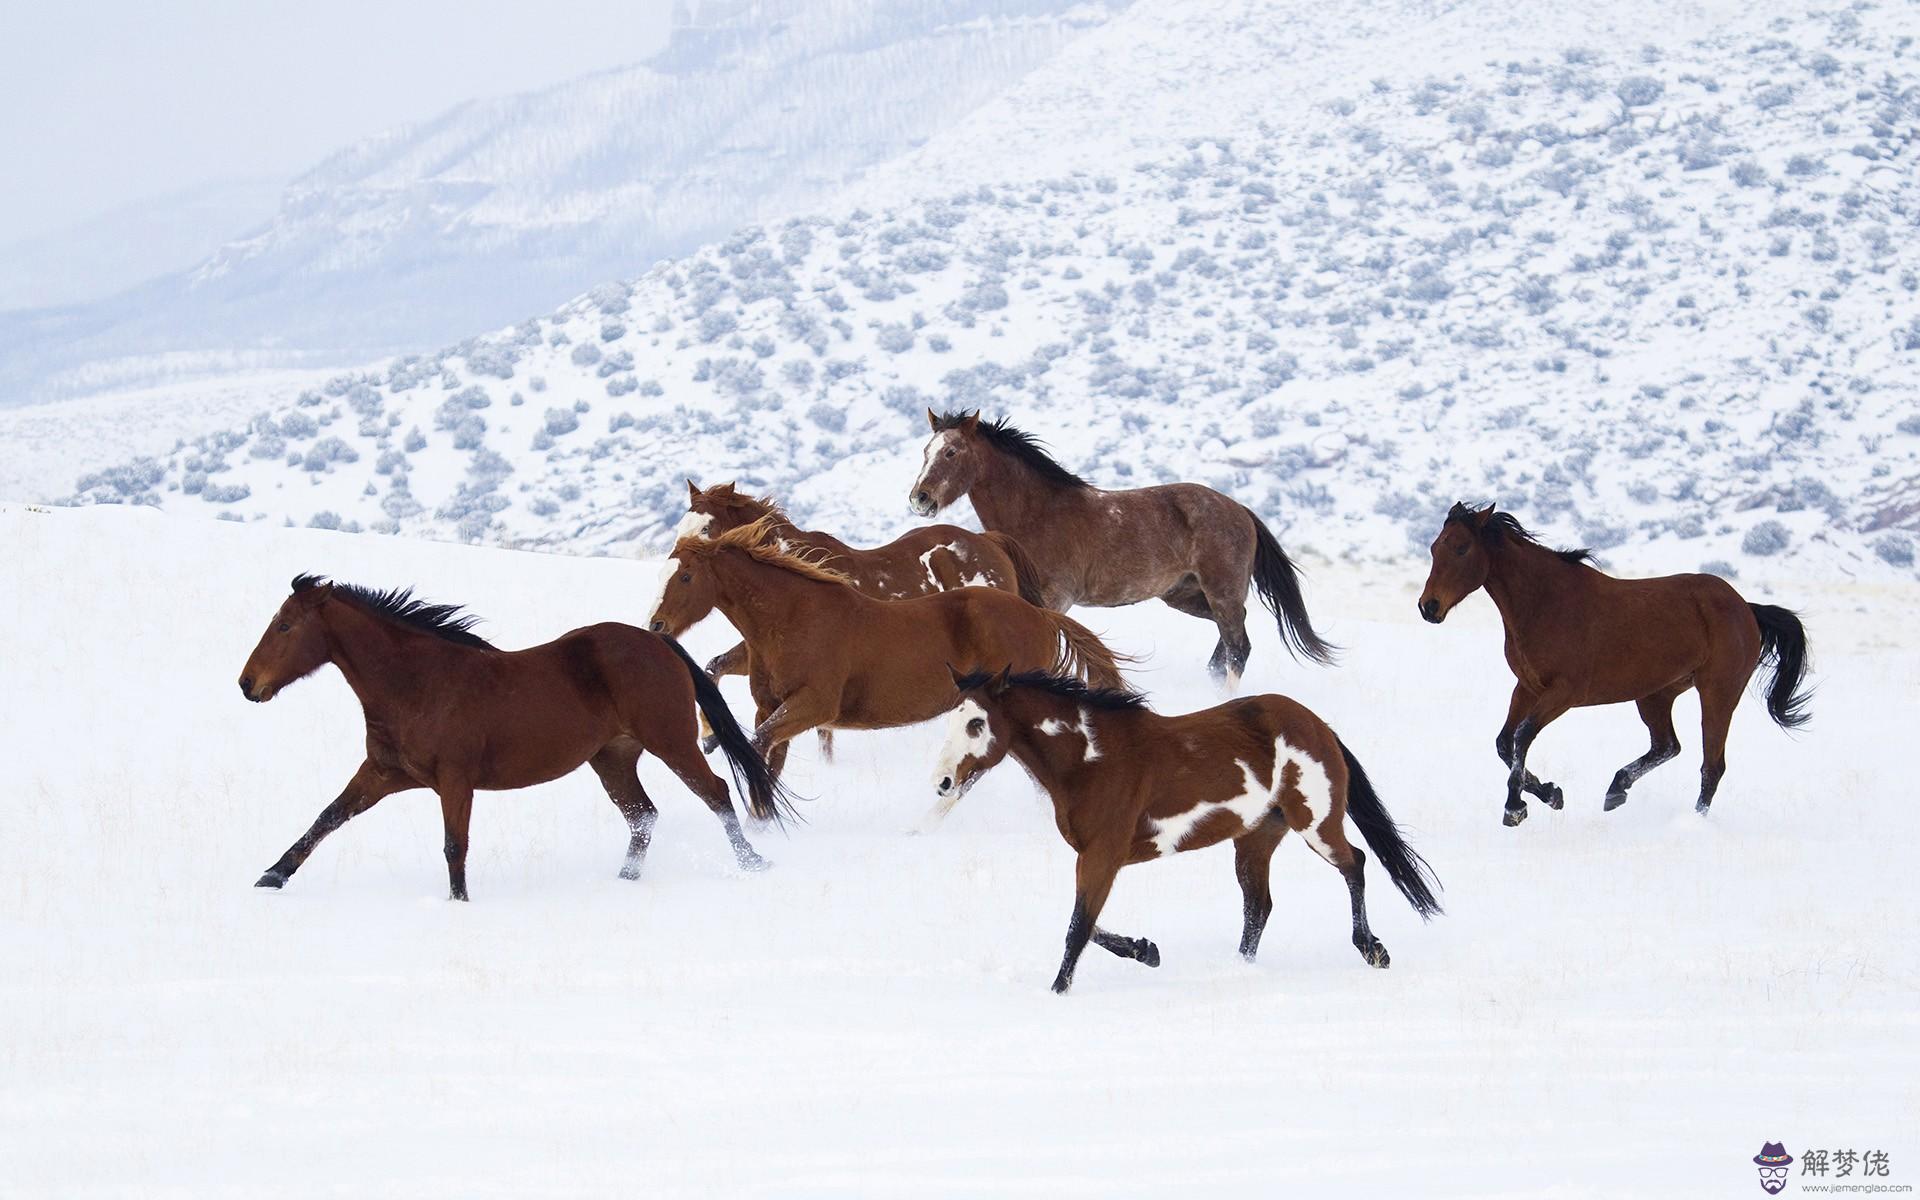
[239,575,335,702]
[648,543,719,637]
[1419,503,1495,624]
[679,480,766,539]
[910,409,985,516]
[933,664,1015,801]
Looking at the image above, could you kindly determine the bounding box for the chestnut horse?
[678,480,1044,756]
[908,410,1336,688]
[1418,503,1812,826]
[932,669,1442,993]
[239,574,789,900]
[647,517,1130,783]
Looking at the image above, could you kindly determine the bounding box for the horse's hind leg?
[1694,678,1741,815]
[1161,584,1234,687]
[437,783,475,901]
[1233,824,1283,961]
[1604,686,1684,811]
[256,759,413,889]
[649,737,769,872]
[588,739,659,880]
[1303,817,1389,969]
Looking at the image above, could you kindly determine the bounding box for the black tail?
[1242,506,1337,665]
[660,635,799,825]
[982,531,1050,608]
[1749,604,1813,730]
[1338,739,1442,919]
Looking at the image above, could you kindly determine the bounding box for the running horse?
[930,669,1442,993]
[1418,503,1812,826]
[908,410,1336,688]
[678,480,1044,755]
[239,574,791,900]
[647,517,1130,784]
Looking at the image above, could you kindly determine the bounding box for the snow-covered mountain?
[57,0,1920,580]
[0,0,1125,404]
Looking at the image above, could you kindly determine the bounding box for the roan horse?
[239,574,789,900]
[678,480,1044,756]
[931,668,1442,993]
[1418,503,1812,826]
[908,410,1337,688]
[647,517,1130,783]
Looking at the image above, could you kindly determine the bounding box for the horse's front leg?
[1498,688,1572,827]
[256,760,413,888]
[437,783,476,901]
[1053,846,1125,994]
[1496,683,1564,822]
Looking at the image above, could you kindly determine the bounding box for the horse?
[238,574,791,900]
[678,480,1045,757]
[646,517,1130,785]
[1417,503,1812,826]
[931,668,1442,994]
[907,409,1336,690]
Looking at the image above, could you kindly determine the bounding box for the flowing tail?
[1337,739,1442,919]
[1749,604,1813,730]
[660,635,799,825]
[1242,506,1337,666]
[982,531,1051,609]
[1046,611,1134,691]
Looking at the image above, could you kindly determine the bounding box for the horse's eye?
[944,448,956,458]
[1453,542,1470,557]
[967,718,985,737]
[276,623,290,633]
[679,573,691,584]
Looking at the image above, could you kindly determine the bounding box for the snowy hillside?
[0,0,1124,403]
[52,0,1920,580]
[3,502,1913,1194]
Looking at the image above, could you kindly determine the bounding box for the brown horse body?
[908,411,1335,687]
[647,519,1128,781]
[239,575,787,899]
[932,669,1441,993]
[1418,504,1812,825]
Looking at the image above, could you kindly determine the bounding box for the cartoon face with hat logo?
[1754,1142,1794,1194]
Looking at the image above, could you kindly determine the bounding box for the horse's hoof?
[1050,975,1073,995]
[736,853,771,873]
[1695,799,1713,816]
[1363,940,1391,968]
[699,734,720,755]
[1541,785,1564,810]
[618,862,644,881]
[254,870,287,889]
[1502,804,1528,827]
[1136,940,1161,968]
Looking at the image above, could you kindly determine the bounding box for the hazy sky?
[3,1,676,242]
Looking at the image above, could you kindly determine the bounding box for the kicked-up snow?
[2,503,1913,1194]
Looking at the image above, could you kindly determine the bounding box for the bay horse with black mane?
[932,668,1441,994]
[678,479,1044,755]
[908,410,1336,688]
[647,517,1129,785]
[1419,503,1812,826]
[239,575,790,900]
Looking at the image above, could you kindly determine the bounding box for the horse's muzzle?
[649,620,664,633]
[239,676,263,702]
[910,491,936,517]
[936,775,954,796]
[1418,598,1444,624]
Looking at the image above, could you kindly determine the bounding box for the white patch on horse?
[1038,707,1101,761]
[675,511,712,540]
[1148,736,1330,857]
[649,555,687,623]
[918,543,965,590]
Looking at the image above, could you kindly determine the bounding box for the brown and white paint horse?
[1419,503,1812,826]
[932,669,1442,993]
[647,518,1130,785]
[908,410,1336,689]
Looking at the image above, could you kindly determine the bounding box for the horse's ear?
[947,662,969,688]
[960,410,981,432]
[926,407,940,431]
[1468,503,1497,529]
[686,479,700,501]
[989,664,1014,696]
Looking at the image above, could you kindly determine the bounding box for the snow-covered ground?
[4,503,1913,1195]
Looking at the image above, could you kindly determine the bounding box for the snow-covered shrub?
[807,403,847,432]
[571,342,602,367]
[699,311,737,342]
[1742,520,1791,556]
[201,481,250,504]
[876,324,915,353]
[1616,76,1664,106]
[404,426,427,453]
[1873,534,1914,568]
[308,511,344,530]
[302,437,359,471]
[782,360,815,389]
[600,320,626,342]
[280,411,318,439]
[543,408,580,437]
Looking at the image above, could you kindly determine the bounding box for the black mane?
[1446,503,1595,566]
[935,412,1090,489]
[292,573,495,648]
[953,669,1149,712]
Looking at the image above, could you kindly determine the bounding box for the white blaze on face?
[650,555,687,624]
[1038,706,1101,761]
[1147,736,1332,857]
[675,510,713,540]
[934,698,993,795]
[913,431,958,502]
